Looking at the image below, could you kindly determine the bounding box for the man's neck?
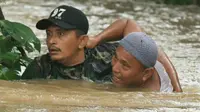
[60,49,85,67]
[141,70,161,91]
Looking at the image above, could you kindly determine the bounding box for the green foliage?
[0,20,41,80]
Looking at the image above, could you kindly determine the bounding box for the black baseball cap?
[36,5,89,34]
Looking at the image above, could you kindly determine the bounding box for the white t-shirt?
[154,61,173,92]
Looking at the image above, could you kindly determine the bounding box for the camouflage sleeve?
[85,42,119,82]
[95,42,119,64]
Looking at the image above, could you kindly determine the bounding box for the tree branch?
[0,7,5,20]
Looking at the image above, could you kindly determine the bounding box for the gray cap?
[119,32,158,68]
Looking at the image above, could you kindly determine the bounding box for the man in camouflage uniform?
[22,43,118,82]
[21,5,119,82]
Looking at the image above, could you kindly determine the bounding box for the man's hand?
[86,36,100,48]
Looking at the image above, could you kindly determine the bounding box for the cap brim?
[36,18,76,30]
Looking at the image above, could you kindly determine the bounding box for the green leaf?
[0,20,41,52]
[0,66,20,80]
[20,55,33,67]
[0,36,15,53]
[0,20,41,80]
[0,52,20,68]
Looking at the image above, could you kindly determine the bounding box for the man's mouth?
[49,47,60,54]
[112,74,122,84]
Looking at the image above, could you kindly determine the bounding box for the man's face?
[111,46,145,87]
[46,26,80,64]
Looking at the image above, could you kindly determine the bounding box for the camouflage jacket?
[21,42,118,82]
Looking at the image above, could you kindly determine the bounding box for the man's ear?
[79,35,89,49]
[142,68,154,82]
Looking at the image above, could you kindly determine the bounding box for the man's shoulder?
[91,42,119,63]
[95,42,119,52]
[83,42,118,82]
[21,54,52,79]
[32,53,52,74]
[33,53,51,65]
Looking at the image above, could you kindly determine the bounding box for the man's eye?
[58,32,64,37]
[120,62,130,70]
[122,64,129,70]
[46,32,52,38]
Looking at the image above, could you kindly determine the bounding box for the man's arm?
[157,48,182,92]
[86,19,142,47]
[87,18,182,92]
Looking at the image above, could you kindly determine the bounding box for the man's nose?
[112,61,120,73]
[47,35,57,44]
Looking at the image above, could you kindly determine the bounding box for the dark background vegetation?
[154,0,200,6]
